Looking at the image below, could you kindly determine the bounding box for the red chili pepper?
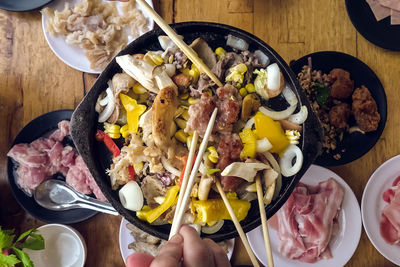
[95,130,121,158]
[128,165,136,181]
[177,154,197,187]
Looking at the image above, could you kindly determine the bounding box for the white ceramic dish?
[41,0,154,74]
[247,164,362,267]
[119,218,235,263]
[25,224,86,267]
[362,154,400,265]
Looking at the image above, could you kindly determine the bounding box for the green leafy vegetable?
[312,82,330,106]
[206,168,221,175]
[0,227,44,267]
[0,254,21,267]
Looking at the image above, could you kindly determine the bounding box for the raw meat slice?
[366,0,391,20]
[379,0,400,11]
[391,9,400,24]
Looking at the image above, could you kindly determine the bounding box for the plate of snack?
[7,110,103,224]
[345,0,400,51]
[247,164,362,267]
[70,21,322,241]
[290,51,387,166]
[41,0,154,73]
[118,217,234,263]
[362,154,400,265]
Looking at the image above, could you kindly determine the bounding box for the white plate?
[119,218,235,263]
[362,154,400,265]
[247,164,362,267]
[41,0,154,74]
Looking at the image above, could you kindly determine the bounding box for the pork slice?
[391,9,400,24]
[16,165,49,195]
[61,146,76,167]
[381,189,400,244]
[49,120,70,142]
[366,0,391,20]
[66,160,92,195]
[8,143,48,168]
[378,0,400,11]
[31,138,56,152]
[47,141,67,175]
[141,175,167,208]
[185,92,216,137]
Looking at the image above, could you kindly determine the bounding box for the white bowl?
[25,224,86,267]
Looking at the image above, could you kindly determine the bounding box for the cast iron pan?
[290,51,387,166]
[7,110,98,224]
[71,22,323,241]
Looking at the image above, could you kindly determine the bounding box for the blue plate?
[7,110,97,224]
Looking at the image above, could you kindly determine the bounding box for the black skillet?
[70,22,323,242]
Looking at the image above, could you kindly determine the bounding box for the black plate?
[345,0,400,51]
[71,22,323,242]
[0,0,54,11]
[7,110,98,224]
[290,51,387,166]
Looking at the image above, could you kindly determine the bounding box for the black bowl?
[290,51,387,167]
[70,22,322,241]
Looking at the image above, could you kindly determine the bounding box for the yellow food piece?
[226,192,238,200]
[239,128,257,158]
[188,97,198,105]
[181,110,190,121]
[189,65,200,84]
[132,83,147,94]
[175,129,188,143]
[104,123,121,139]
[285,130,301,145]
[136,185,180,223]
[207,146,219,163]
[254,112,289,154]
[180,92,189,100]
[215,47,226,60]
[133,162,143,173]
[225,63,247,87]
[245,83,255,93]
[175,118,187,129]
[120,124,129,138]
[239,87,247,97]
[144,51,163,65]
[120,94,147,134]
[192,199,250,224]
[204,89,213,96]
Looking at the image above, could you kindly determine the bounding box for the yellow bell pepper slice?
[136,185,180,223]
[239,128,257,158]
[253,112,289,154]
[192,199,251,224]
[120,94,147,134]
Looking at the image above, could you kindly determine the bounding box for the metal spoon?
[34,179,118,216]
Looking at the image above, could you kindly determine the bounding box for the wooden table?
[1,0,399,266]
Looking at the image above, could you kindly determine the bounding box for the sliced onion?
[161,156,182,177]
[254,50,270,67]
[150,218,169,225]
[279,144,303,177]
[266,63,281,91]
[288,105,308,124]
[282,85,298,106]
[164,63,176,77]
[119,181,143,211]
[259,105,297,121]
[349,126,365,134]
[99,96,109,106]
[256,138,272,153]
[241,191,257,202]
[244,117,255,129]
[98,87,115,123]
[226,34,249,51]
[262,151,282,200]
[201,220,224,234]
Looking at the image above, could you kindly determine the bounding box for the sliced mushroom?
[279,119,303,132]
[108,73,135,124]
[241,94,261,121]
[189,38,217,69]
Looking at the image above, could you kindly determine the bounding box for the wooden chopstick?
[169,131,199,240]
[169,108,218,238]
[136,0,223,87]
[256,175,274,267]
[215,180,261,267]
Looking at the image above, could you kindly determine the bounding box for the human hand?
[126,225,231,267]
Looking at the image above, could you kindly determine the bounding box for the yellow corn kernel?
[181,110,190,121]
[175,129,188,143]
[189,65,200,83]
[120,124,129,138]
[168,55,174,64]
[132,83,147,94]
[134,162,144,173]
[181,67,191,76]
[104,122,120,134]
[188,97,198,105]
[285,130,301,145]
[180,92,189,100]
[204,89,213,96]
[235,63,247,73]
[207,146,219,164]
[187,134,193,149]
[108,132,121,139]
[215,47,226,60]
[245,83,255,93]
[226,192,238,200]
[175,118,187,129]
[239,87,247,97]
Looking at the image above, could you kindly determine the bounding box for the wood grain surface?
[1,0,399,266]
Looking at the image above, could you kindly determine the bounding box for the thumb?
[126,253,154,267]
[150,234,183,267]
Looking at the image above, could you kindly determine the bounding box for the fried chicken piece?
[329,68,354,99]
[352,85,380,132]
[329,103,351,128]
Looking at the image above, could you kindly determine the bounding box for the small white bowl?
[25,224,86,267]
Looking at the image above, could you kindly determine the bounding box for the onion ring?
[288,105,308,124]
[279,144,303,177]
[98,87,115,123]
